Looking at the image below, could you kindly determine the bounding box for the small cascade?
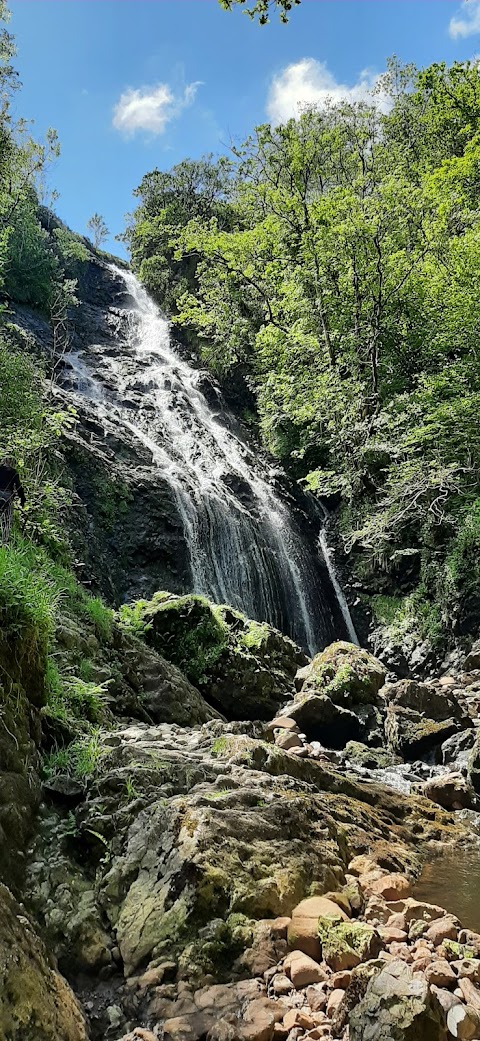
[64,263,352,654]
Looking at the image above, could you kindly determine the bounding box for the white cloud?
[266,58,387,125]
[112,81,201,136]
[449,0,480,38]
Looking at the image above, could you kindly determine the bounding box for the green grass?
[44,730,106,780]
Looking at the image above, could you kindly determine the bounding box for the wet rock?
[343,742,401,770]
[0,883,88,1041]
[349,958,443,1040]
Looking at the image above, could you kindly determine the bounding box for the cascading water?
[64,264,349,654]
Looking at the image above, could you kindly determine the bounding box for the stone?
[349,959,443,1040]
[447,1003,480,1039]
[452,959,480,982]
[275,731,303,751]
[318,920,383,972]
[369,875,412,901]
[138,593,307,720]
[385,704,462,760]
[271,918,292,941]
[0,883,88,1041]
[331,970,352,990]
[326,989,345,1017]
[272,974,292,996]
[383,679,467,722]
[282,693,364,748]
[295,642,386,706]
[464,640,480,672]
[305,986,328,1012]
[287,919,322,961]
[424,959,457,987]
[429,984,462,1016]
[423,773,476,810]
[457,977,480,1010]
[284,952,327,988]
[283,1009,315,1031]
[267,718,300,734]
[378,926,408,944]
[292,897,349,922]
[425,916,459,946]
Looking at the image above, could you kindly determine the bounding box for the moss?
[318,918,379,968]
[344,742,402,770]
[303,642,386,707]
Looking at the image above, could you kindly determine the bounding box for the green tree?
[87,212,109,249]
[218,0,300,23]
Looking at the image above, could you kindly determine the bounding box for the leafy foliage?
[218,0,301,23]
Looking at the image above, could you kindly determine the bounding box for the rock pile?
[113,861,480,1041]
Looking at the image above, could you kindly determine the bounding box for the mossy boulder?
[295,641,386,711]
[0,883,87,1041]
[385,705,462,761]
[344,742,402,770]
[125,592,306,719]
[318,917,383,971]
[383,679,467,723]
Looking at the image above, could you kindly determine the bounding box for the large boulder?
[383,679,467,724]
[126,593,306,720]
[0,883,87,1041]
[281,693,365,748]
[349,959,444,1040]
[385,705,462,761]
[468,732,480,793]
[26,720,467,985]
[295,642,386,707]
[463,639,480,672]
[423,773,476,811]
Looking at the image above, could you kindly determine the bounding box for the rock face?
[132,593,307,719]
[0,883,87,1041]
[349,959,443,1040]
[0,615,44,887]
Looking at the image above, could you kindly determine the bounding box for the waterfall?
[65,263,347,655]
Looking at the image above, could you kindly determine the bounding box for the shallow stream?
[414,844,480,932]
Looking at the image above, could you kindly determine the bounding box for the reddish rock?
[284,951,327,989]
[458,978,480,1011]
[425,915,459,946]
[378,926,408,944]
[326,989,345,1017]
[452,959,480,983]
[425,959,457,987]
[283,1008,315,1031]
[287,918,322,961]
[292,897,348,922]
[369,874,412,901]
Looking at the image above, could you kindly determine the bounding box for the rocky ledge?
[3,595,480,1041]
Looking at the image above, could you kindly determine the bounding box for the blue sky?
[9,0,480,256]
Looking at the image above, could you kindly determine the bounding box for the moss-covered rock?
[344,742,402,770]
[124,593,306,719]
[295,642,386,708]
[385,705,462,761]
[0,883,87,1041]
[318,918,383,971]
